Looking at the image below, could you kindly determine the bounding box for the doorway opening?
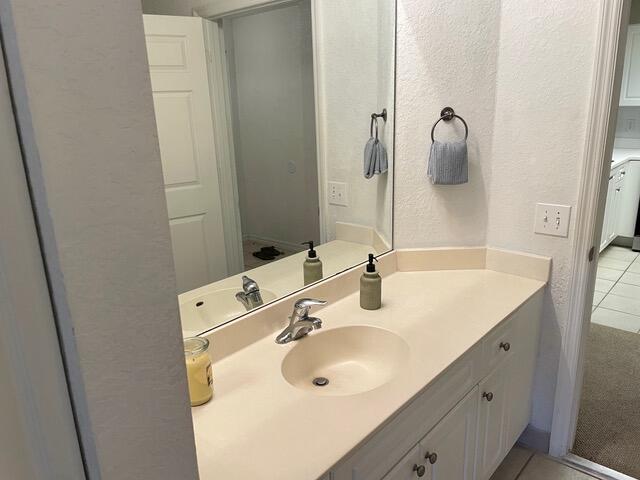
[567,2,640,478]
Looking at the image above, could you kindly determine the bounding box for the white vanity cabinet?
[418,387,478,480]
[329,291,543,480]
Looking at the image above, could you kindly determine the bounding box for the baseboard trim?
[518,425,551,453]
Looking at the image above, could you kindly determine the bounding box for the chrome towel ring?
[430,107,468,142]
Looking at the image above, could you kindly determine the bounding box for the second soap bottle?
[302,241,323,286]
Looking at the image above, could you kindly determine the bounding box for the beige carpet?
[572,323,640,478]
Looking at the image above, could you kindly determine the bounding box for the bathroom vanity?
[192,248,549,480]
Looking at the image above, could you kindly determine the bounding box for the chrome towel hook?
[431,106,468,142]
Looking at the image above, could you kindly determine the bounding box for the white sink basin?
[179,288,277,335]
[281,326,409,396]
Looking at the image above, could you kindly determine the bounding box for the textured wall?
[395,0,600,436]
[486,0,598,432]
[394,0,500,248]
[0,0,200,478]
[315,0,394,245]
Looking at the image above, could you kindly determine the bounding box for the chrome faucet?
[235,275,264,311]
[275,298,327,344]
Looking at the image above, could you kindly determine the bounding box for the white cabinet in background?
[600,164,627,252]
[330,292,543,480]
[620,25,640,106]
[618,161,640,237]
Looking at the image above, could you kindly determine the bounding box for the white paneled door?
[143,15,229,293]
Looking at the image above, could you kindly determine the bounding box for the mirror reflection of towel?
[363,137,388,179]
[427,140,468,185]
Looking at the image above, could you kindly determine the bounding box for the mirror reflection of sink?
[281,326,409,396]
[180,288,277,335]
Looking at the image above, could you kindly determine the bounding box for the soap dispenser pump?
[360,253,381,310]
[302,241,323,286]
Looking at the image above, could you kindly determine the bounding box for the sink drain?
[312,377,329,387]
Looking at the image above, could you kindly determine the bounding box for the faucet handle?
[293,298,327,318]
[241,275,259,293]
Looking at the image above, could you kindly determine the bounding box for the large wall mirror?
[141,0,395,335]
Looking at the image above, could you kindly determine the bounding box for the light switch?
[328,181,349,206]
[534,203,571,237]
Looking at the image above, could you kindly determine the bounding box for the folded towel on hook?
[427,140,468,185]
[364,114,388,179]
[364,138,388,179]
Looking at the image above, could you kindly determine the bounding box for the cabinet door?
[621,25,640,106]
[618,162,640,237]
[382,445,425,480]
[476,361,509,480]
[610,179,623,243]
[600,174,615,251]
[418,387,478,480]
[506,294,543,443]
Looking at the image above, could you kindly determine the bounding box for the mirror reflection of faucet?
[235,276,264,311]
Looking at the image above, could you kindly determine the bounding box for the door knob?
[413,464,426,477]
[483,391,494,402]
[425,451,438,464]
[499,342,511,352]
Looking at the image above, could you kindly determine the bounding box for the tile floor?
[491,445,597,480]
[592,246,640,333]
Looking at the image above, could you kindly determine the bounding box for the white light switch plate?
[534,203,571,237]
[328,181,348,206]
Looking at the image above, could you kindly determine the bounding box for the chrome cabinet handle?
[499,341,511,352]
[425,451,438,464]
[413,464,426,477]
[483,391,494,402]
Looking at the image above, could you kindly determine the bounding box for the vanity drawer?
[481,313,518,376]
[331,345,483,480]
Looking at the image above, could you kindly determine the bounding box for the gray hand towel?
[427,140,468,185]
[364,137,388,179]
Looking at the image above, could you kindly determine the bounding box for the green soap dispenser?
[302,241,323,286]
[360,253,381,310]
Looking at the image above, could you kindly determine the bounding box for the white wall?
[395,0,600,440]
[314,0,395,246]
[226,1,320,248]
[0,0,199,478]
[485,0,598,433]
[395,0,499,248]
[142,0,197,15]
[614,0,640,147]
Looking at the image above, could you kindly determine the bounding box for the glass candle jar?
[184,337,213,406]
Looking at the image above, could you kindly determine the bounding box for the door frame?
[0,35,87,479]
[195,0,328,244]
[310,0,329,243]
[200,17,245,275]
[549,0,631,457]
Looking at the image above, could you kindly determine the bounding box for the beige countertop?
[179,240,384,335]
[191,267,546,480]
